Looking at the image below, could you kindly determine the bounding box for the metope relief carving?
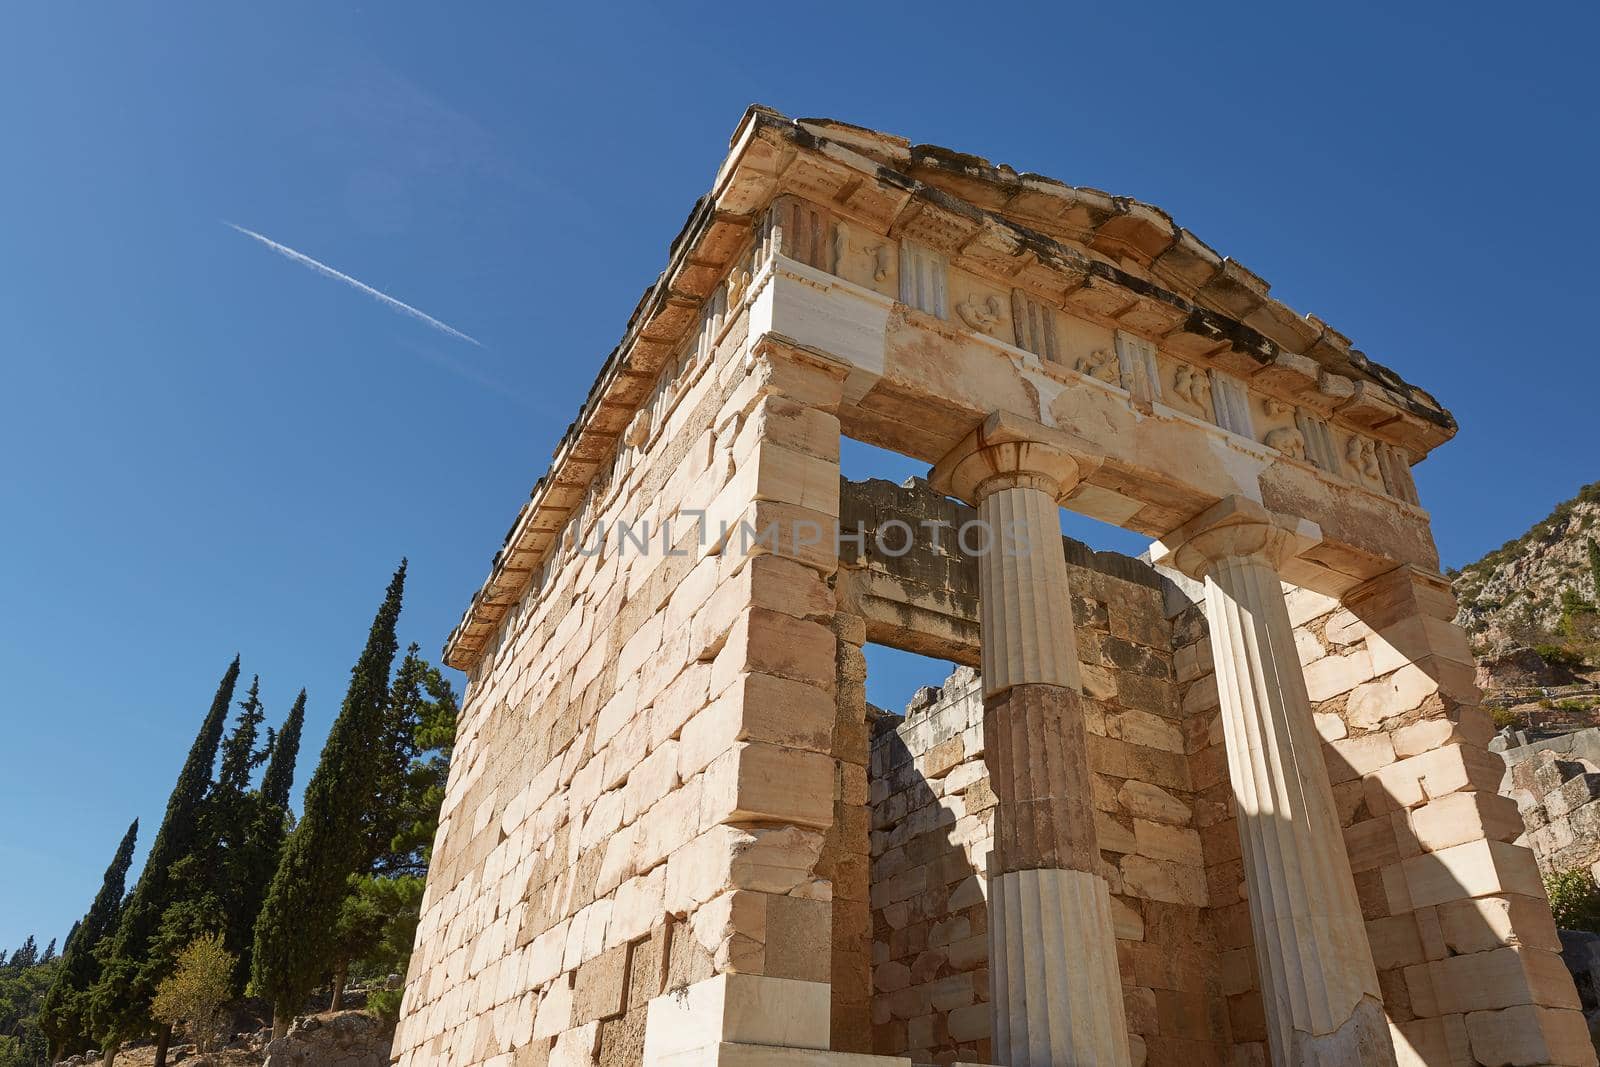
[1172,364,1209,406]
[956,293,1004,332]
[1345,435,1381,480]
[833,224,889,285]
[623,409,651,450]
[726,267,751,308]
[1074,349,1120,386]
[1265,425,1307,461]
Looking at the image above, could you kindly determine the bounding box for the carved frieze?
[1209,370,1253,438]
[900,241,949,319]
[956,293,1004,333]
[1265,425,1307,461]
[623,409,650,449]
[1172,364,1209,406]
[1010,290,1058,361]
[1345,435,1381,481]
[1074,349,1120,386]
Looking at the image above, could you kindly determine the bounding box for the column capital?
[928,411,1089,505]
[1150,496,1322,580]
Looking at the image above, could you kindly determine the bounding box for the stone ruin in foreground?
[392,108,1593,1066]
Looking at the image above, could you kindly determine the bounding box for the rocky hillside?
[1452,481,1600,651]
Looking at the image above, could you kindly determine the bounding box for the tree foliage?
[1545,869,1600,932]
[252,562,407,1022]
[89,657,240,1046]
[0,946,60,1067]
[38,819,138,1058]
[150,935,236,1054]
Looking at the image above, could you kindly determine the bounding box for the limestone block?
[1427,945,1580,1013]
[647,662,712,749]
[635,774,703,872]
[1402,840,1544,908]
[1367,744,1502,810]
[1132,820,1203,865]
[701,742,834,829]
[573,944,630,1024]
[549,1021,600,1067]
[1302,649,1373,703]
[1119,855,1207,906]
[1345,664,1438,731]
[1545,772,1600,819]
[709,608,836,695]
[607,866,666,948]
[1407,792,1524,852]
[532,978,574,1039]
[1436,894,1561,956]
[1391,717,1457,760]
[1313,711,1349,742]
[1327,735,1397,783]
[1462,1003,1597,1066]
[641,973,831,1064]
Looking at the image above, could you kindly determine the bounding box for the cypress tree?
[253,562,406,1037]
[89,656,239,1060]
[39,819,139,1059]
[259,690,306,817]
[202,676,271,987]
[226,687,308,991]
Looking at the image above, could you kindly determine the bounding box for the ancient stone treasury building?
[395,109,1591,1067]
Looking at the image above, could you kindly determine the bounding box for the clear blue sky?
[2,2,1594,951]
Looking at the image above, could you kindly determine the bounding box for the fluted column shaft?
[933,419,1129,1067]
[1163,503,1395,1067]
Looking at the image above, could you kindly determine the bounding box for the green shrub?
[151,933,237,1053]
[1535,644,1585,670]
[1545,870,1600,932]
[1489,706,1522,730]
[365,985,403,1024]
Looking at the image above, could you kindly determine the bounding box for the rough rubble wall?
[1501,729,1600,879]
[863,528,1237,1067]
[394,309,854,1066]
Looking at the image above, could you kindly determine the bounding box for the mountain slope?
[1452,481,1600,651]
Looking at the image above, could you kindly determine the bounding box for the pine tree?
[8,936,37,970]
[252,563,406,1037]
[39,820,138,1060]
[89,657,239,1061]
[368,646,458,876]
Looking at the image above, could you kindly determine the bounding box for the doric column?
[1154,498,1396,1067]
[932,414,1129,1067]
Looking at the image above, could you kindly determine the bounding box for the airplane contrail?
[225,222,481,346]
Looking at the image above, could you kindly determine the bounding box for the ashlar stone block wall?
[392,290,855,1065]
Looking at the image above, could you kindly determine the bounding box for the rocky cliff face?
[1452,482,1600,650]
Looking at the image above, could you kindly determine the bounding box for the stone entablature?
[443,107,1441,674]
